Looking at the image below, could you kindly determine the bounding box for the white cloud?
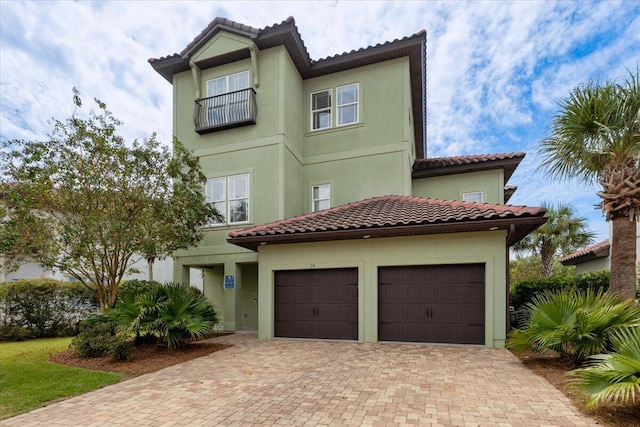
[1,0,636,240]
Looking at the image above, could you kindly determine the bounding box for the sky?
[1,0,638,244]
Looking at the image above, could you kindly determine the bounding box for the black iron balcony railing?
[194,88,257,134]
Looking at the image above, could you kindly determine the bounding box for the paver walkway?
[2,333,597,426]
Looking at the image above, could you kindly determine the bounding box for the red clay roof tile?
[228,196,546,250]
[559,239,610,265]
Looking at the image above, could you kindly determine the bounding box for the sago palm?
[539,70,640,299]
[568,327,640,409]
[513,203,595,277]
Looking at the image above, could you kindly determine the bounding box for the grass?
[0,337,123,420]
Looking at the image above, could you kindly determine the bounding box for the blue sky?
[1,0,638,243]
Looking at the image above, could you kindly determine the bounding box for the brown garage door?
[378,264,484,344]
[275,268,358,340]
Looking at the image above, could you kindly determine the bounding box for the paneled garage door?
[378,264,485,344]
[275,268,358,340]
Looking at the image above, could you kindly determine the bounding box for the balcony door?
[206,71,250,126]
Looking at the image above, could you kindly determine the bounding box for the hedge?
[0,279,98,340]
[510,270,610,310]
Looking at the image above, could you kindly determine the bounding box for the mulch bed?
[515,351,640,427]
[49,334,232,376]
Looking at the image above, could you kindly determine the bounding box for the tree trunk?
[147,257,154,282]
[541,248,554,277]
[608,217,637,300]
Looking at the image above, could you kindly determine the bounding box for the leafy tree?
[539,70,640,299]
[513,204,595,277]
[0,90,219,309]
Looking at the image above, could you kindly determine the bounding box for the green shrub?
[568,327,640,409]
[116,279,161,304]
[71,313,131,360]
[0,279,98,339]
[0,325,32,341]
[111,282,219,349]
[507,288,640,365]
[510,271,609,310]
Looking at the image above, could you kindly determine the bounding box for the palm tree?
[539,70,640,299]
[514,203,595,277]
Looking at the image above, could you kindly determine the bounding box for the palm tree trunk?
[147,257,155,282]
[608,217,637,300]
[541,248,554,277]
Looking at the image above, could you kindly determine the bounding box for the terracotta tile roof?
[412,152,525,182]
[149,16,427,158]
[559,239,610,265]
[228,195,547,250]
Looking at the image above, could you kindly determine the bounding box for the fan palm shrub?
[507,288,640,365]
[110,282,219,349]
[568,327,640,409]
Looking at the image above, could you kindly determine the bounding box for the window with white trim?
[206,71,250,126]
[310,83,359,130]
[311,90,332,130]
[337,83,359,126]
[463,191,483,203]
[312,183,330,212]
[206,173,250,225]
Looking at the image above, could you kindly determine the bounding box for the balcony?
[194,88,257,134]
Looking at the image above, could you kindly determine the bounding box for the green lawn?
[0,337,123,419]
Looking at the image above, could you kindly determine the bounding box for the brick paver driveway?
[2,333,597,426]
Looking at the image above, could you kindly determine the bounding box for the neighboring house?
[1,258,204,290]
[149,17,546,347]
[560,222,640,275]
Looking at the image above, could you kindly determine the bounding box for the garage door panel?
[378,264,485,345]
[275,268,358,340]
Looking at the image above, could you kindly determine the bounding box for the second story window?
[311,90,332,130]
[312,184,331,212]
[337,83,359,126]
[206,173,250,225]
[463,191,484,203]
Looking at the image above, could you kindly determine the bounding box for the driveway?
[2,333,597,426]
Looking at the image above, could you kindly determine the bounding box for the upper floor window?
[311,90,332,130]
[207,71,249,97]
[206,173,250,225]
[310,83,359,131]
[337,83,359,126]
[204,71,251,127]
[312,183,330,212]
[463,191,483,203]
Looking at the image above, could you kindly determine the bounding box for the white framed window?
[206,71,250,126]
[463,191,484,203]
[337,83,359,126]
[311,89,332,130]
[312,184,330,212]
[206,173,250,225]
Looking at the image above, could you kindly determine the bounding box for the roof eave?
[227,216,547,251]
[412,156,524,182]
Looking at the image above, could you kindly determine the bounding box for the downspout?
[506,224,515,332]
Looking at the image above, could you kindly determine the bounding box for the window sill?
[204,221,253,230]
[306,122,364,137]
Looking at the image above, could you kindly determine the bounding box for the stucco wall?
[412,169,505,204]
[257,231,509,348]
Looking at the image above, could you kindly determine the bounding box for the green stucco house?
[149,17,546,348]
